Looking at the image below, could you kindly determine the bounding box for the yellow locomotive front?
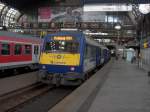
[39,32,84,85]
[40,35,80,66]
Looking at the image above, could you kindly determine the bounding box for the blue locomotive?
[39,31,110,85]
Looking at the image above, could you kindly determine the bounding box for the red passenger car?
[0,31,42,70]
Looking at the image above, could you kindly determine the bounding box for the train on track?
[0,31,42,71]
[39,31,111,86]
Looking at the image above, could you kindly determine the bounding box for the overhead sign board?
[84,0,149,4]
[84,4,132,12]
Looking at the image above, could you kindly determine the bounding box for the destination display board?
[53,36,73,41]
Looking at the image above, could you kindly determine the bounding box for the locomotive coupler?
[52,73,62,86]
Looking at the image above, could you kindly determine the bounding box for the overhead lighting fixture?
[115,25,121,30]
[94,39,111,43]
[0,26,3,30]
[83,4,132,12]
[139,4,150,14]
[60,28,78,31]
[84,32,108,36]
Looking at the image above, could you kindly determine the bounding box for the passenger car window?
[24,45,31,54]
[34,45,39,55]
[15,44,22,55]
[1,43,10,55]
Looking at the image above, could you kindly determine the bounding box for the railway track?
[0,72,39,96]
[0,83,51,112]
[0,83,76,112]
[0,62,109,112]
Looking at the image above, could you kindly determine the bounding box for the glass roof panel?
[2,7,21,27]
[0,3,5,8]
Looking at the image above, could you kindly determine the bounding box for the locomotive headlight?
[42,65,46,69]
[70,67,75,71]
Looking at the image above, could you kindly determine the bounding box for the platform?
[49,59,150,112]
[88,60,150,112]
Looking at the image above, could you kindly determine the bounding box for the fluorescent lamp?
[60,28,78,31]
[84,32,108,36]
[0,26,3,30]
[94,39,111,43]
[115,25,121,30]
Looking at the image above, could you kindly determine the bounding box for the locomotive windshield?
[45,41,79,53]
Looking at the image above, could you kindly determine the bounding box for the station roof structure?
[0,0,149,44]
[0,2,21,27]
[1,0,150,11]
[1,0,64,10]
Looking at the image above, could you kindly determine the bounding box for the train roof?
[85,36,107,49]
[0,31,40,40]
[0,31,42,44]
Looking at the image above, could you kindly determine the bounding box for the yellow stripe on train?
[40,53,80,66]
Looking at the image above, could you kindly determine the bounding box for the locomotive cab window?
[24,45,31,54]
[1,43,10,55]
[45,41,79,53]
[14,44,22,55]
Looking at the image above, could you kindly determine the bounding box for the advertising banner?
[38,7,51,22]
